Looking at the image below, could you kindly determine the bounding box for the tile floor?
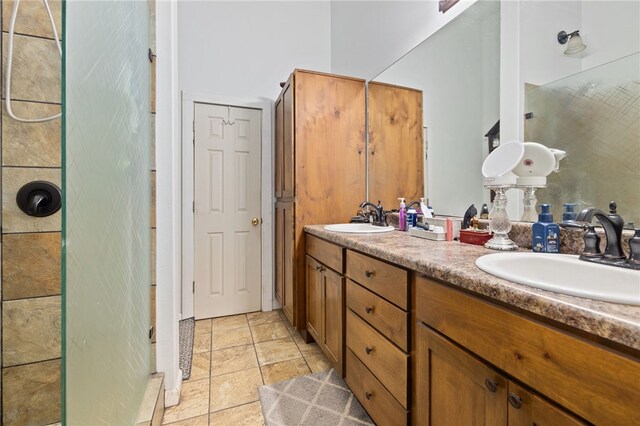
[162,310,332,425]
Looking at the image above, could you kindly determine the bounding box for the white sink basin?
[476,252,640,305]
[324,223,395,234]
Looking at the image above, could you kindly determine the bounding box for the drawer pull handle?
[508,393,522,409]
[365,392,372,400]
[365,346,373,355]
[484,378,497,392]
[319,266,325,272]
[315,266,321,271]
[364,270,375,278]
[364,306,373,314]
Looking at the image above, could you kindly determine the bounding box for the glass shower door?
[63,1,151,424]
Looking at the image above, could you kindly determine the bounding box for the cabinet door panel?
[274,206,284,306]
[508,382,587,426]
[367,82,423,208]
[323,267,344,374]
[305,255,322,343]
[274,97,283,198]
[282,202,295,324]
[415,322,507,426]
[282,82,294,198]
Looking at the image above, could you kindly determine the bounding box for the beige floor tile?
[276,309,288,321]
[304,353,332,373]
[194,319,212,334]
[250,321,290,343]
[210,368,263,412]
[193,329,211,354]
[186,352,210,381]
[211,326,253,351]
[260,358,311,385]
[163,414,209,426]
[292,333,323,357]
[211,344,258,376]
[246,311,283,326]
[212,314,249,332]
[210,401,264,426]
[162,379,209,424]
[254,337,302,366]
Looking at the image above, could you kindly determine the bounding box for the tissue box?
[423,217,462,239]
[409,227,446,241]
[459,229,492,245]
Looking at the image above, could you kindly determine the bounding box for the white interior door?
[194,103,262,319]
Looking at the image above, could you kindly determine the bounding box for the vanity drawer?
[346,348,408,426]
[306,234,343,273]
[346,309,408,407]
[415,275,640,426]
[346,250,408,309]
[346,279,409,351]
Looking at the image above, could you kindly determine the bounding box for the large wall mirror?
[370,0,639,225]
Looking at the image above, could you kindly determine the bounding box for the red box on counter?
[459,229,492,245]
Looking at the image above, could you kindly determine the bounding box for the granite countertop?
[304,225,640,352]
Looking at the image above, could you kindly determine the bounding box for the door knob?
[251,218,260,226]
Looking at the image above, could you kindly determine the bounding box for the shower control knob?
[16,181,61,217]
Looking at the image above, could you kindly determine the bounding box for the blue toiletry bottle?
[406,207,418,228]
[532,204,560,253]
[562,203,579,223]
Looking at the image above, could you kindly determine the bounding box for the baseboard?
[164,369,183,407]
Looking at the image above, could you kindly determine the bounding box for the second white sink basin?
[324,223,395,234]
[476,252,640,305]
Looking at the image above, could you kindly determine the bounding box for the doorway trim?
[181,92,273,319]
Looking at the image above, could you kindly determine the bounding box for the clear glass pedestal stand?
[520,186,541,222]
[485,185,519,251]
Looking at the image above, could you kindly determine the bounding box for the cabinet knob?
[364,270,375,278]
[508,393,522,409]
[484,378,497,393]
[365,392,372,400]
[364,306,374,314]
[365,346,373,355]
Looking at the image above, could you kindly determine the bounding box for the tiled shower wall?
[0,1,157,424]
[1,1,63,423]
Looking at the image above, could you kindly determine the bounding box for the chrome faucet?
[564,201,639,270]
[359,200,388,227]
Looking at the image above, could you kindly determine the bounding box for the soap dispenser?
[398,198,407,231]
[420,198,432,219]
[532,204,560,253]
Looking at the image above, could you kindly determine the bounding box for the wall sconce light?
[557,30,587,55]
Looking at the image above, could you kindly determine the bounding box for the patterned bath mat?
[178,317,195,380]
[259,369,374,426]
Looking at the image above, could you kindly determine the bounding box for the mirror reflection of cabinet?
[367,81,424,208]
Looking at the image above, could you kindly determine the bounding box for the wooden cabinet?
[305,236,345,374]
[345,249,410,424]
[414,275,635,426]
[274,70,366,331]
[367,81,424,207]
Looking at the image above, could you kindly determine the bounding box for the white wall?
[581,1,640,70]
[178,1,331,101]
[374,1,500,216]
[331,0,478,80]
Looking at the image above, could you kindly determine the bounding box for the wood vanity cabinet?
[367,81,424,207]
[305,235,346,375]
[413,275,640,426]
[274,70,366,330]
[344,249,410,425]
